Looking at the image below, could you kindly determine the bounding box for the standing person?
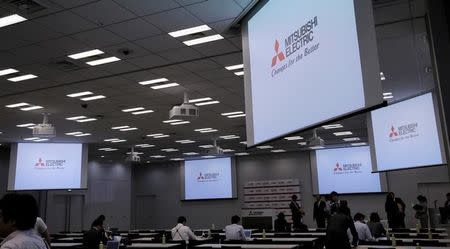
[83,218,108,249]
[289,195,304,230]
[313,195,327,228]
[367,213,386,238]
[395,197,406,228]
[0,193,48,249]
[385,192,399,228]
[328,191,341,216]
[274,213,290,232]
[35,217,51,248]
[414,195,429,228]
[171,216,197,242]
[224,216,246,241]
[444,193,450,222]
[325,206,358,249]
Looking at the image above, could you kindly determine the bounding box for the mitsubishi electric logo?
[333,162,362,175]
[34,157,66,169]
[389,123,419,142]
[271,16,320,77]
[196,172,220,182]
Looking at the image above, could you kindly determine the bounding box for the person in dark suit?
[385,192,399,228]
[313,195,327,228]
[274,212,290,232]
[328,191,341,216]
[84,217,108,249]
[325,206,358,249]
[289,195,304,230]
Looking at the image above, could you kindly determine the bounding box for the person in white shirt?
[35,217,51,248]
[349,213,374,242]
[224,216,247,241]
[0,193,47,249]
[171,217,197,242]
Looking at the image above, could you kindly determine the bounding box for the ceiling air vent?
[2,0,46,15]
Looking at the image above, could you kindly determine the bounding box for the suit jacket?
[313,200,327,220]
[290,201,302,218]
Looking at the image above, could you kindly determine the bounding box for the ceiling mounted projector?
[204,139,224,156]
[33,113,56,138]
[169,93,199,120]
[307,129,325,147]
[126,147,141,163]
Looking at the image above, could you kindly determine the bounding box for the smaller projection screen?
[8,143,88,190]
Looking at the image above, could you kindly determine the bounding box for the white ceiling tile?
[126,54,169,68]
[185,0,243,23]
[113,0,180,16]
[143,7,202,32]
[72,0,136,26]
[159,47,202,63]
[71,28,127,48]
[134,34,184,53]
[35,11,98,35]
[105,18,162,41]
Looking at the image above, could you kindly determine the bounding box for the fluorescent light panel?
[67,91,93,98]
[234,71,244,76]
[132,110,154,115]
[257,145,273,149]
[183,34,224,46]
[333,131,353,136]
[65,132,83,135]
[68,49,104,59]
[383,95,394,99]
[122,107,144,112]
[310,146,325,150]
[169,24,211,37]
[202,155,216,159]
[81,95,105,101]
[195,128,213,132]
[17,123,35,127]
[8,74,37,82]
[120,127,138,131]
[112,126,130,130]
[151,82,179,89]
[383,92,392,96]
[74,133,91,137]
[170,158,184,161]
[153,135,170,138]
[34,138,49,142]
[200,129,218,133]
[271,149,286,153]
[189,97,212,103]
[235,152,249,156]
[0,68,18,76]
[20,106,43,111]
[343,137,360,142]
[104,138,119,142]
[163,119,181,123]
[351,142,367,146]
[228,114,246,118]
[6,103,28,108]
[221,111,243,116]
[24,137,39,141]
[170,121,190,125]
[86,56,121,66]
[183,152,199,156]
[0,14,27,28]
[284,136,303,141]
[139,78,168,85]
[147,133,163,137]
[111,139,126,143]
[76,118,97,123]
[195,100,219,106]
[199,145,214,148]
[322,124,343,129]
[150,155,165,158]
[66,116,87,120]
[225,64,244,71]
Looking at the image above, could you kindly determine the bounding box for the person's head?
[354,213,365,222]
[446,193,450,200]
[387,192,395,199]
[177,216,187,224]
[291,195,298,201]
[330,191,338,202]
[231,215,240,224]
[98,215,105,222]
[370,212,381,223]
[277,212,286,220]
[315,195,322,201]
[0,193,39,238]
[417,195,427,203]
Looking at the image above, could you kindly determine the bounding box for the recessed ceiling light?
[139,78,169,85]
[234,71,244,76]
[65,132,83,135]
[66,116,87,121]
[343,137,360,142]
[81,95,106,101]
[67,91,93,98]
[151,82,180,89]
[6,102,28,108]
[17,123,35,128]
[380,72,386,81]
[284,136,303,141]
[153,134,170,138]
[0,14,27,28]
[74,133,91,137]
[333,131,353,136]
[309,146,325,150]
[34,138,49,142]
[122,107,144,112]
[257,145,273,149]
[183,34,224,46]
[201,155,216,159]
[23,137,40,141]
[170,158,185,161]
[8,74,37,82]
[150,155,165,158]
[222,149,235,153]
[176,140,195,144]
[161,148,178,152]
[322,124,343,129]
[170,121,190,125]
[189,97,212,103]
[194,128,212,132]
[86,56,121,66]
[76,118,97,123]
[199,145,214,149]
[240,141,247,145]
[135,144,155,148]
[200,129,218,133]
[298,142,307,146]
[0,68,18,76]
[235,152,249,156]
[168,24,211,37]
[195,100,220,106]
[220,135,240,140]
[126,152,144,155]
[120,127,138,131]
[112,126,130,130]
[225,64,244,71]
[163,119,182,123]
[20,106,43,111]
[221,111,243,116]
[271,149,286,153]
[132,110,154,115]
[351,142,367,146]
[383,95,394,99]
[104,148,118,151]
[68,49,104,59]
[183,152,199,156]
[147,133,163,137]
[228,114,246,118]
[111,139,127,143]
[104,138,119,142]
[382,92,392,96]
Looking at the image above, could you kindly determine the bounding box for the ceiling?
[0,0,436,163]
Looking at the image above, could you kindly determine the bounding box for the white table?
[57,237,83,241]
[253,238,318,242]
[132,238,155,242]
[252,232,326,237]
[378,237,450,244]
[196,244,299,249]
[59,233,83,237]
[388,228,447,232]
[51,243,83,247]
[127,243,180,248]
[357,246,450,249]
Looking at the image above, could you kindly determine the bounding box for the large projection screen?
[369,92,447,172]
[8,143,88,191]
[180,157,237,201]
[242,0,383,147]
[311,146,387,195]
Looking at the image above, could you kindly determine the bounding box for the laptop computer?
[244,229,252,239]
[106,241,120,249]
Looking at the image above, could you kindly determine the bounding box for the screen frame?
[242,0,385,148]
[180,157,238,201]
[368,91,448,173]
[310,147,388,195]
[8,143,88,191]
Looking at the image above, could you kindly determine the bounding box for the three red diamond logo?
[389,125,398,137]
[35,158,45,167]
[271,40,285,67]
[334,162,342,171]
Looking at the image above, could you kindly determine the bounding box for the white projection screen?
[369,92,447,172]
[8,143,88,191]
[242,0,383,147]
[180,157,237,200]
[311,146,387,195]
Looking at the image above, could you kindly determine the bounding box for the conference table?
[356,246,450,249]
[51,242,83,248]
[132,237,155,242]
[378,237,450,244]
[122,232,159,237]
[251,238,318,242]
[127,243,180,248]
[251,232,326,237]
[196,244,299,249]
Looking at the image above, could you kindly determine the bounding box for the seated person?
[325,206,358,249]
[171,216,197,241]
[83,217,108,249]
[351,213,374,242]
[274,212,290,232]
[367,212,386,238]
[35,217,51,248]
[0,193,48,249]
[224,215,247,241]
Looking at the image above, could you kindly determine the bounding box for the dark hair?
[354,213,365,221]
[330,191,338,196]
[0,193,39,230]
[291,195,298,200]
[177,216,187,224]
[370,212,381,222]
[231,215,240,224]
[417,195,427,202]
[277,212,285,219]
[98,215,105,222]
[447,193,450,197]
